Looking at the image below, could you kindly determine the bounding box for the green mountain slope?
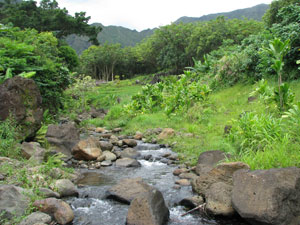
[65,24,154,54]
[175,4,269,24]
[67,4,269,54]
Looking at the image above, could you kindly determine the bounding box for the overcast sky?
[56,0,273,31]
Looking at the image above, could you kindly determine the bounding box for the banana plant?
[262,38,290,111]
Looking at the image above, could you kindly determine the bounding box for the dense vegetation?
[0,0,299,223]
[0,0,101,44]
[74,0,300,169]
[67,4,268,55]
[175,3,269,24]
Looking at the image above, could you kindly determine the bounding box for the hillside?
[67,3,269,54]
[175,4,269,24]
[66,24,154,54]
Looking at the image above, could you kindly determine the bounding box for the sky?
[56,0,273,31]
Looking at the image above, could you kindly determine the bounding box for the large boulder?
[232,167,300,225]
[21,142,45,163]
[72,137,102,160]
[33,198,74,225]
[107,178,151,204]
[126,186,169,225]
[0,76,43,139]
[195,150,230,175]
[46,123,80,156]
[192,162,249,196]
[206,182,235,216]
[0,185,30,220]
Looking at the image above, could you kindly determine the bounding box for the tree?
[0,0,101,44]
[263,0,299,27]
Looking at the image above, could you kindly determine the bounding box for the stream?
[67,141,248,225]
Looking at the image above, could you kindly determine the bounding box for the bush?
[228,112,286,154]
[0,24,73,111]
[126,71,211,115]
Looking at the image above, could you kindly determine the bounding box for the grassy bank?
[72,76,300,170]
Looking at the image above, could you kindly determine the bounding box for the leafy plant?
[261,38,290,110]
[228,112,286,154]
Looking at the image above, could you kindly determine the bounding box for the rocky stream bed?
[67,141,248,225]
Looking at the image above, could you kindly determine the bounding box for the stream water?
[67,142,248,225]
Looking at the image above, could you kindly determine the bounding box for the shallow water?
[67,142,248,225]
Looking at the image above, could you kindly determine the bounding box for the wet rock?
[19,212,52,225]
[175,179,191,186]
[115,158,141,167]
[133,131,143,140]
[100,133,112,139]
[112,128,122,133]
[160,158,169,164]
[21,142,45,163]
[107,178,151,204]
[0,185,30,220]
[0,76,43,139]
[95,162,101,169]
[232,167,300,225]
[95,127,106,133]
[101,160,112,167]
[144,154,152,161]
[179,172,198,180]
[72,137,102,160]
[126,186,169,225]
[163,153,171,158]
[0,174,4,181]
[46,123,80,156]
[33,198,74,225]
[39,188,60,198]
[158,128,175,140]
[179,196,204,209]
[102,151,117,161]
[206,182,235,216]
[195,150,231,175]
[192,162,249,196]
[96,155,106,162]
[122,139,137,147]
[120,148,141,159]
[99,141,113,151]
[168,154,179,161]
[173,168,188,176]
[55,179,78,197]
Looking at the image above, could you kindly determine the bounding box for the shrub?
[228,112,286,154]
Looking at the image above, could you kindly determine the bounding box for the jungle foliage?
[0,0,101,44]
[0,24,76,110]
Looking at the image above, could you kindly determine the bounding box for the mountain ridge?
[66,3,269,54]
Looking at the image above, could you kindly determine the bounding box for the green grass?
[78,77,300,169]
